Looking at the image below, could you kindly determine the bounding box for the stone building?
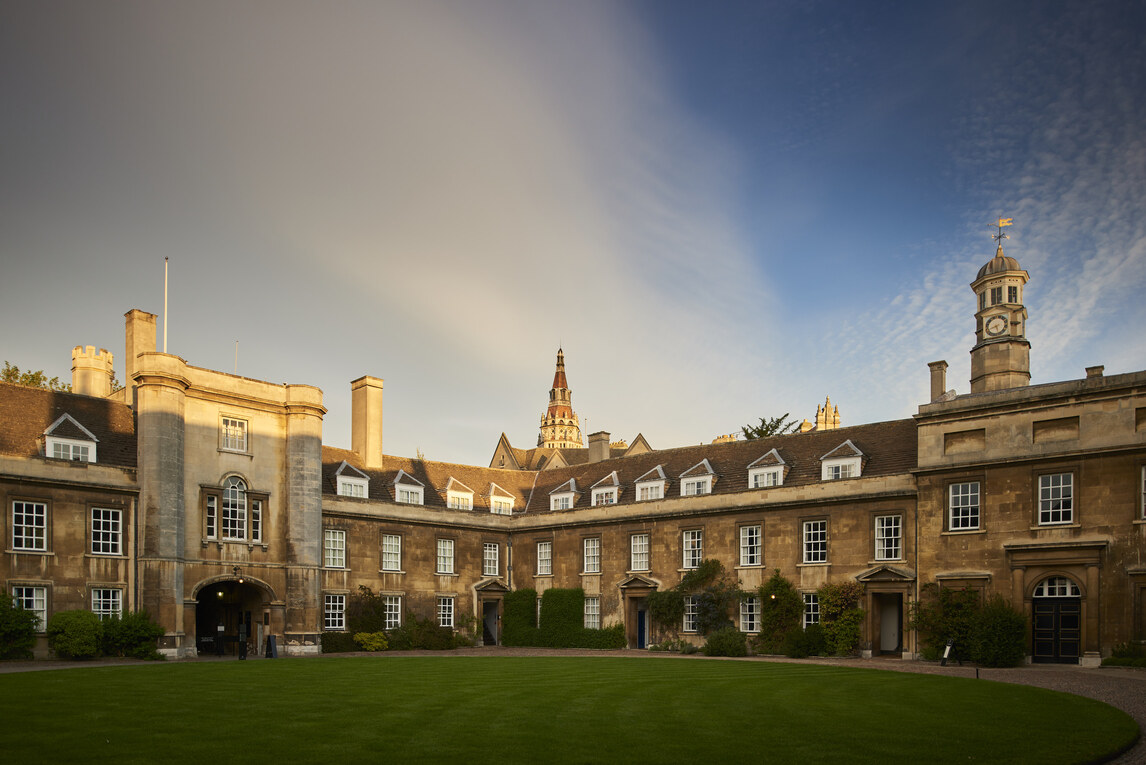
[2,243,1143,663]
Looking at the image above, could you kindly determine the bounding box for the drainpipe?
[912,494,919,659]
[507,534,514,591]
[132,494,139,613]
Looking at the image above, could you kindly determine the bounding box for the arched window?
[222,476,248,540]
[1033,577,1080,598]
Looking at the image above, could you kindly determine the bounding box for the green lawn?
[0,656,1136,764]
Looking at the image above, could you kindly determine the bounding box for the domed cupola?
[970,218,1031,393]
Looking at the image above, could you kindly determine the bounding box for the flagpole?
[163,257,169,353]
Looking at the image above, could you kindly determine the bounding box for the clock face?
[985,315,1008,336]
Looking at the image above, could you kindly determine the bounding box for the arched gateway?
[192,575,277,657]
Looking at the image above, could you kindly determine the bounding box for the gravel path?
[4,649,1141,763]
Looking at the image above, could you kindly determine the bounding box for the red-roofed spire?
[551,348,568,390]
[538,348,583,448]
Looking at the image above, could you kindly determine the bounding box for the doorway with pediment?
[619,574,657,649]
[857,565,915,658]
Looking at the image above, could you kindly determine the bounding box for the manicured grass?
[0,656,1136,764]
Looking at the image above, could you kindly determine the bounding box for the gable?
[821,439,864,461]
[44,413,99,443]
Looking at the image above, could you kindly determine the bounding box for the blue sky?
[2,1,1143,466]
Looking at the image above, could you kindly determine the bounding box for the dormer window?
[591,471,621,506]
[750,467,782,487]
[635,466,667,501]
[820,440,864,481]
[679,460,715,497]
[549,479,579,511]
[748,449,786,488]
[392,470,425,505]
[43,414,98,463]
[334,461,369,498]
[489,483,515,515]
[682,478,710,496]
[50,438,92,462]
[444,478,474,510]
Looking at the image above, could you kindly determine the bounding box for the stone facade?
[2,245,1143,664]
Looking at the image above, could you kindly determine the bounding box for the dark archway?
[193,578,273,656]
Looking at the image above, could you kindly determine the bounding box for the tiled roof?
[523,418,917,513]
[321,446,539,512]
[324,419,916,516]
[0,382,136,468]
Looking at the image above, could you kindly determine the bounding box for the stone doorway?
[194,579,270,657]
[482,600,499,646]
[1032,576,1081,664]
[619,574,657,649]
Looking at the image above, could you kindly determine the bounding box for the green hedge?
[321,631,359,653]
[501,588,624,649]
[502,588,541,646]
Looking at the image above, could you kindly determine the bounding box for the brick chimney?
[71,346,114,397]
[351,376,384,469]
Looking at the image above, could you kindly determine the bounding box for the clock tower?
[970,218,1030,393]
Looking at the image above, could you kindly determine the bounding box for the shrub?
[703,627,747,657]
[47,610,103,659]
[783,623,826,658]
[817,581,864,656]
[407,614,456,650]
[352,632,389,651]
[321,631,359,653]
[345,586,393,633]
[101,611,165,659]
[753,570,802,654]
[0,594,39,660]
[1110,642,1146,659]
[908,584,981,661]
[970,595,1026,668]
[577,623,625,649]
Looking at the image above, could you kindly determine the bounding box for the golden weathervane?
[989,216,1013,244]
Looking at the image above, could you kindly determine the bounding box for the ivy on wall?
[502,587,624,649]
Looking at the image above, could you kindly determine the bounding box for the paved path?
[3,649,1142,763]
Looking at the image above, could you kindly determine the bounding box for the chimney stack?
[124,310,157,400]
[71,346,114,397]
[928,360,948,403]
[588,431,611,463]
[351,376,384,469]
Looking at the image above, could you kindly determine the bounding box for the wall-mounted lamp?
[233,566,244,584]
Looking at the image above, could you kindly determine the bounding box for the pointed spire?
[552,348,568,390]
[538,348,583,449]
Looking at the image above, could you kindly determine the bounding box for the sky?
[2,1,1144,467]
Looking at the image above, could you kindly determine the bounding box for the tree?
[1,361,70,392]
[742,413,797,440]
